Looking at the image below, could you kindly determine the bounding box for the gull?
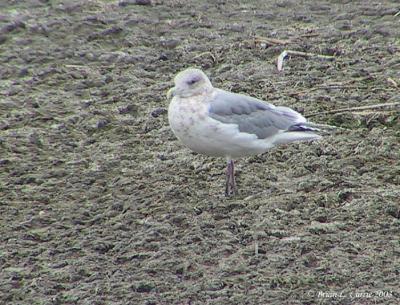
[167,68,321,196]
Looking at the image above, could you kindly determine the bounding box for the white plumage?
[167,68,321,196]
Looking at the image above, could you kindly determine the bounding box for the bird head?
[167,68,213,99]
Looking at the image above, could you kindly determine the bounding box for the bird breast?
[168,96,210,144]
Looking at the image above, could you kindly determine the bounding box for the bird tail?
[272,122,322,145]
[272,131,321,145]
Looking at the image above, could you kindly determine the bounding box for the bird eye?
[187,76,201,85]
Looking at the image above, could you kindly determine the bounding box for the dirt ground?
[0,0,399,304]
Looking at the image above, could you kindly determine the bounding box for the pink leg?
[225,159,237,196]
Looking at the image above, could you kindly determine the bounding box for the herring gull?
[167,68,321,196]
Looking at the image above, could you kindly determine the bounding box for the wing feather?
[208,89,308,139]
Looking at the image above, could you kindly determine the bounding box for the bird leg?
[225,159,237,196]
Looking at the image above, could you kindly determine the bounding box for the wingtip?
[288,123,321,132]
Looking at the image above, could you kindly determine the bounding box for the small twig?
[289,77,377,96]
[306,122,347,131]
[315,85,369,90]
[307,102,400,117]
[277,50,335,71]
[285,50,335,60]
[299,33,320,38]
[289,85,366,96]
[65,64,87,68]
[193,51,216,62]
[254,36,291,46]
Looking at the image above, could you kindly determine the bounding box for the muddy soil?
[0,0,399,304]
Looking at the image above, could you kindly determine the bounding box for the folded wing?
[208,89,319,142]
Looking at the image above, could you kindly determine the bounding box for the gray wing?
[208,89,311,139]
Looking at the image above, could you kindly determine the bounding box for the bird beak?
[167,87,176,99]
